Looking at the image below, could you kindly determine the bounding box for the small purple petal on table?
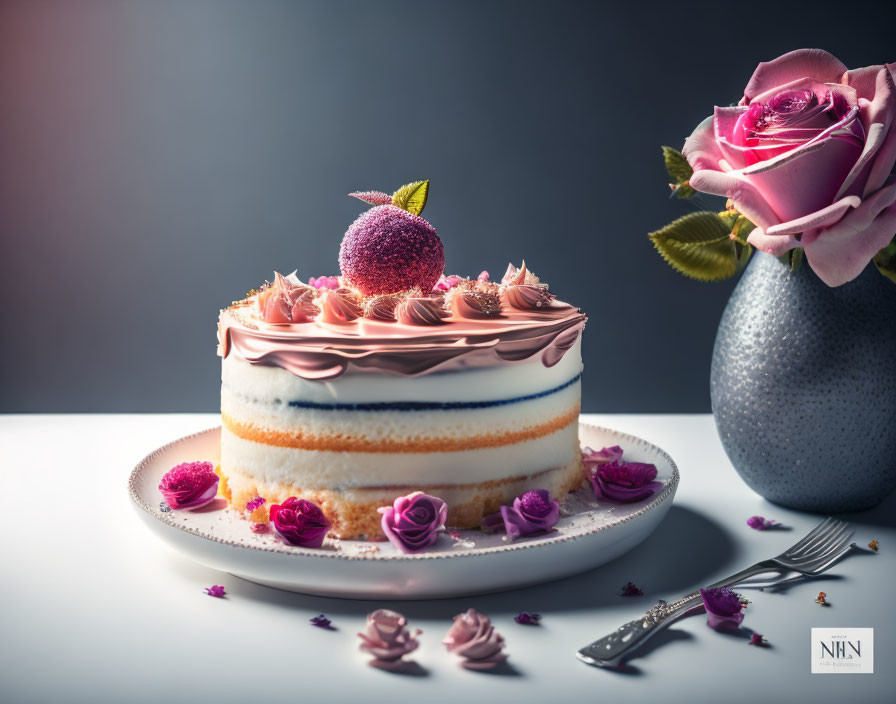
[204,585,226,598]
[621,582,644,597]
[747,516,781,530]
[749,633,767,646]
[514,611,542,625]
[310,614,332,629]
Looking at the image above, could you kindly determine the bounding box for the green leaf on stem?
[661,146,695,198]
[649,211,741,281]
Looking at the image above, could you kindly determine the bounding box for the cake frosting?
[217,181,587,539]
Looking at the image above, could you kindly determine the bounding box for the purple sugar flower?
[310,614,332,629]
[480,489,560,539]
[158,461,219,510]
[700,587,745,630]
[378,492,447,554]
[269,497,331,548]
[747,516,781,530]
[588,460,662,503]
[204,585,226,598]
[514,611,542,625]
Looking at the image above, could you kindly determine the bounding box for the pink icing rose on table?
[442,609,507,670]
[378,492,447,554]
[683,49,896,286]
[480,489,560,539]
[269,497,331,548]
[358,609,421,662]
[158,461,219,510]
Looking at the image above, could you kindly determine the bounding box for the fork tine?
[781,517,838,559]
[788,528,853,567]
[781,516,834,557]
[793,523,851,562]
[803,541,856,575]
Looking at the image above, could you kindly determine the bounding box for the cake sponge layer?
[221,451,584,540]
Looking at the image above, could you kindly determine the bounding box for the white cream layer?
[221,422,579,489]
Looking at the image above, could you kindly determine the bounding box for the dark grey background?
[2,0,893,413]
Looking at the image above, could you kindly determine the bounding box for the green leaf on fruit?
[874,238,896,283]
[392,180,430,215]
[661,146,695,198]
[649,211,741,281]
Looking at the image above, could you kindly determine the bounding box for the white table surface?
[1,413,892,703]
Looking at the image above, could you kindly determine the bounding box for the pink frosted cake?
[217,182,586,539]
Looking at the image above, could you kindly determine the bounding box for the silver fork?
[577,517,856,668]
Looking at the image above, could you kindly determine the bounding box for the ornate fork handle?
[577,561,788,668]
[577,592,703,668]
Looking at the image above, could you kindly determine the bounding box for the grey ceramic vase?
[711,251,896,512]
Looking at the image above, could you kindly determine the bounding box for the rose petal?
[742,49,847,104]
[765,196,861,236]
[802,180,896,286]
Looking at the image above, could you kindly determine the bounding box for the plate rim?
[128,421,679,562]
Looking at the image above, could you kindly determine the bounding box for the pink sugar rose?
[683,49,896,286]
[442,609,507,670]
[158,461,219,510]
[269,497,331,548]
[378,491,447,554]
[358,609,421,662]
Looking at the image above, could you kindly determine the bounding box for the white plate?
[129,422,679,599]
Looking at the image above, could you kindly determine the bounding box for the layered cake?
[217,181,587,539]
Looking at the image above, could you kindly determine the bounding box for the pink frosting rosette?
[442,609,507,670]
[358,609,421,662]
[683,49,896,286]
[378,491,447,554]
[158,461,219,510]
[269,497,331,548]
[255,272,318,324]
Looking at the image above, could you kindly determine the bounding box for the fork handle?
[577,592,703,668]
[577,561,785,668]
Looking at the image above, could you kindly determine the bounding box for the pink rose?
[357,609,421,662]
[158,461,219,510]
[269,497,331,548]
[683,49,896,286]
[442,609,507,670]
[378,491,447,554]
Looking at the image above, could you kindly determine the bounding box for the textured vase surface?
[711,252,896,512]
